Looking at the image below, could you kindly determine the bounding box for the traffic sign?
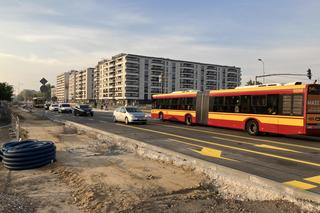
[40,78,48,85]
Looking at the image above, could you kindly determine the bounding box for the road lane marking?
[254,144,300,153]
[191,147,237,162]
[284,180,317,190]
[155,123,320,151]
[169,139,236,162]
[117,124,320,167]
[99,120,107,123]
[304,175,320,184]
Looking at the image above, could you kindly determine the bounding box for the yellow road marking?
[169,139,236,161]
[304,175,320,184]
[117,124,320,167]
[155,123,320,151]
[284,180,317,190]
[191,147,237,162]
[254,144,301,153]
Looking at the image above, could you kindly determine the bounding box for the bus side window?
[240,96,251,113]
[171,98,178,110]
[266,95,279,115]
[280,95,292,115]
[292,94,304,116]
[186,98,194,110]
[209,97,214,112]
[225,96,240,113]
[213,97,224,112]
[251,95,267,114]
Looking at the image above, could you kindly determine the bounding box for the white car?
[49,104,59,111]
[58,103,72,113]
[113,106,147,124]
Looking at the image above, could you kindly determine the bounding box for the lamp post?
[257,58,265,84]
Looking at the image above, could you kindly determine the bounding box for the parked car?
[49,104,59,111]
[58,103,72,113]
[73,104,93,116]
[113,106,147,125]
[44,102,51,110]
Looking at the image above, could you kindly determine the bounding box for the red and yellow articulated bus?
[151,83,320,136]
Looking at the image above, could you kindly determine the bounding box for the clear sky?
[0,0,319,92]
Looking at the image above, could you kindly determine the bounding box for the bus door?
[196,91,209,125]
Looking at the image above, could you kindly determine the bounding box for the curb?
[50,117,320,211]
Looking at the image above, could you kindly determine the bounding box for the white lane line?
[99,120,107,123]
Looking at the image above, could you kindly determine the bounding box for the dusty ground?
[0,110,303,213]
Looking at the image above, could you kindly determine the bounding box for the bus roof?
[152,84,309,99]
[209,84,307,96]
[152,90,198,99]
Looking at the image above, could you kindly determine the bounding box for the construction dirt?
[0,110,304,212]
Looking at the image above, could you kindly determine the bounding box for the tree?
[0,82,14,101]
[40,83,52,101]
[246,79,262,86]
[16,89,40,101]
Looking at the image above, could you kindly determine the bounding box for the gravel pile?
[0,192,36,213]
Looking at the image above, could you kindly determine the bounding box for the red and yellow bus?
[151,83,320,136]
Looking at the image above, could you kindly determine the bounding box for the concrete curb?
[50,118,320,211]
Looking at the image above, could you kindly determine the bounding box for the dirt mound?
[125,186,301,213]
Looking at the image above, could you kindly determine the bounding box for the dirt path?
[0,110,303,212]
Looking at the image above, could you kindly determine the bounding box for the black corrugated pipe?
[1,140,56,170]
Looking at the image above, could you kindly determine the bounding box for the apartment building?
[93,61,104,100]
[99,53,241,105]
[75,68,94,101]
[68,70,78,102]
[56,72,69,102]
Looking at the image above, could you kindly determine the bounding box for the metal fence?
[10,114,21,141]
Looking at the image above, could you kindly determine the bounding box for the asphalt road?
[38,109,320,194]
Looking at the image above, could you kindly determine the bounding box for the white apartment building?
[75,68,94,101]
[99,53,241,105]
[56,72,69,102]
[93,61,104,100]
[68,70,78,102]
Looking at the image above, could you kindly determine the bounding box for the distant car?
[113,106,147,125]
[44,103,51,110]
[49,104,59,111]
[73,104,93,116]
[58,103,72,113]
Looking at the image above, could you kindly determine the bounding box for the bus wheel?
[246,120,259,136]
[185,115,192,126]
[159,112,164,121]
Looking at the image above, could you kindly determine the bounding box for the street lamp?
[257,58,265,84]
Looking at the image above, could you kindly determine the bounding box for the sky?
[0,0,319,92]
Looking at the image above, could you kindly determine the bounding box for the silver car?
[113,106,147,124]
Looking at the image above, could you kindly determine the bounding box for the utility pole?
[159,73,165,93]
[257,58,265,84]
